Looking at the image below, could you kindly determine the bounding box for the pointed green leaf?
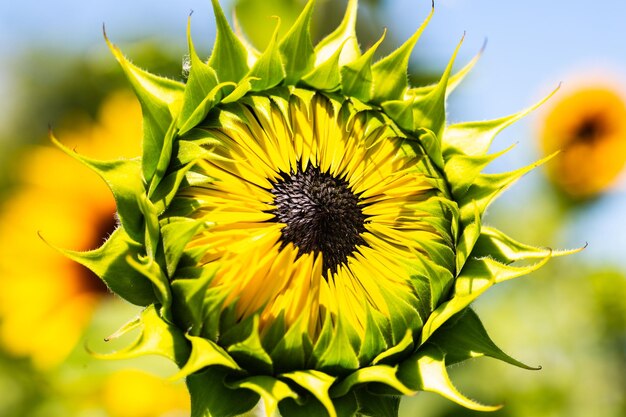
[229,376,298,417]
[380,99,412,131]
[473,226,584,264]
[454,205,481,273]
[232,0,305,49]
[354,388,400,417]
[413,233,455,271]
[444,144,514,199]
[260,311,286,354]
[411,255,455,312]
[208,0,250,83]
[420,255,552,344]
[147,121,180,195]
[331,365,413,398]
[91,305,190,366]
[358,307,389,365]
[411,34,463,139]
[475,226,550,263]
[270,310,312,372]
[314,0,360,66]
[340,31,386,102]
[105,34,183,181]
[316,313,360,373]
[104,33,183,108]
[311,310,335,363]
[137,193,160,258]
[458,153,558,224]
[187,368,259,417]
[46,227,155,306]
[51,134,145,242]
[301,37,344,91]
[428,309,539,369]
[179,81,237,135]
[443,86,559,157]
[281,370,337,417]
[175,137,221,165]
[178,16,220,132]
[126,255,172,320]
[467,256,553,287]
[279,0,316,84]
[151,162,197,213]
[171,268,218,336]
[248,18,286,91]
[372,329,414,366]
[417,127,444,171]
[227,315,274,374]
[334,393,359,417]
[408,41,485,99]
[411,275,432,321]
[103,316,142,342]
[279,392,358,417]
[201,288,230,342]
[217,306,256,345]
[379,284,421,348]
[170,334,240,380]
[398,345,501,411]
[232,10,261,67]
[371,5,433,102]
[279,398,328,417]
[161,217,209,277]
[221,76,257,103]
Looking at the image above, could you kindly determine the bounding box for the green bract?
[54,1,577,416]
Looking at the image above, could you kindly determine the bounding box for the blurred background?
[0,0,624,416]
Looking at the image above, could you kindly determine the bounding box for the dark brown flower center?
[269,165,367,276]
[574,115,608,144]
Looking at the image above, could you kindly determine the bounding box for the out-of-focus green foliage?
[0,43,182,195]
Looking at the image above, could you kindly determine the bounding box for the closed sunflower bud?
[53,1,579,416]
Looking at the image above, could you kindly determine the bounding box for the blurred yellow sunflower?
[539,84,626,200]
[0,89,192,417]
[99,369,190,417]
[0,90,140,369]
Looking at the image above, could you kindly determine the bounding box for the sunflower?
[539,84,626,201]
[57,1,577,416]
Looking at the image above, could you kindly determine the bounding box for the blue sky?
[3,0,624,116]
[1,0,625,265]
[3,0,626,125]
